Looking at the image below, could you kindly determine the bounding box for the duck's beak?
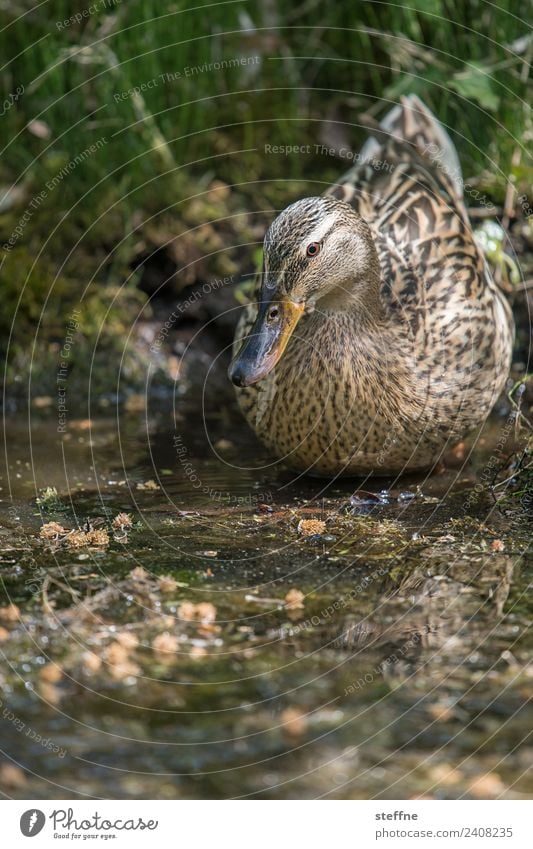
[229,295,305,387]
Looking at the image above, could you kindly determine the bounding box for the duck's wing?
[327,95,513,418]
[326,95,509,317]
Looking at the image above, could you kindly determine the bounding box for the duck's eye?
[306,241,321,257]
[267,305,280,321]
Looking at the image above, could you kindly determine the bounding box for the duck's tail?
[360,94,464,198]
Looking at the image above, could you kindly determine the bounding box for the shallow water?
[0,389,531,800]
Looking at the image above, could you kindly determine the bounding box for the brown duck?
[229,96,514,476]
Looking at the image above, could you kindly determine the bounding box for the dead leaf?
[152,633,179,656]
[298,519,326,536]
[39,664,62,684]
[285,589,305,610]
[0,763,27,789]
[0,604,20,623]
[281,706,307,738]
[158,576,178,593]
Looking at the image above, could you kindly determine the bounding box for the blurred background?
[0,0,531,405]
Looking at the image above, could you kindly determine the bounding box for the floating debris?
[190,646,207,660]
[39,663,63,684]
[298,519,326,536]
[65,530,91,548]
[468,772,506,799]
[158,576,178,593]
[350,490,389,507]
[0,763,27,790]
[177,601,196,621]
[39,513,133,548]
[0,604,20,623]
[397,490,417,502]
[112,512,133,531]
[136,479,160,491]
[81,651,102,674]
[115,632,139,650]
[36,487,67,512]
[63,528,109,548]
[285,589,305,610]
[177,601,217,624]
[214,438,234,450]
[195,602,217,623]
[280,706,307,739]
[152,632,179,656]
[39,521,67,541]
[85,529,110,547]
[129,566,149,582]
[103,641,140,681]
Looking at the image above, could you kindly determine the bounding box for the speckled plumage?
[232,96,514,476]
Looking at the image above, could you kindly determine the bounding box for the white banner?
[3,799,532,847]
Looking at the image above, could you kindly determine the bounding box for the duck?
[229,95,514,477]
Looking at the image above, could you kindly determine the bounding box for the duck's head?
[229,195,380,387]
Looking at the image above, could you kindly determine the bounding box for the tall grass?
[0,1,530,398]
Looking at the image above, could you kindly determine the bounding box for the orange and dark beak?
[229,294,304,387]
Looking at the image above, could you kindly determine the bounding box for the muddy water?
[0,390,531,800]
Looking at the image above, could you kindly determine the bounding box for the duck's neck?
[316,276,383,322]
[315,234,384,324]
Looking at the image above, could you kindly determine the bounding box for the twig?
[41,575,53,616]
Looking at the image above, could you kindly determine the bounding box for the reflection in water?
[0,410,531,800]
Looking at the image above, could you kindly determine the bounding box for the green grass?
[1,0,530,196]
